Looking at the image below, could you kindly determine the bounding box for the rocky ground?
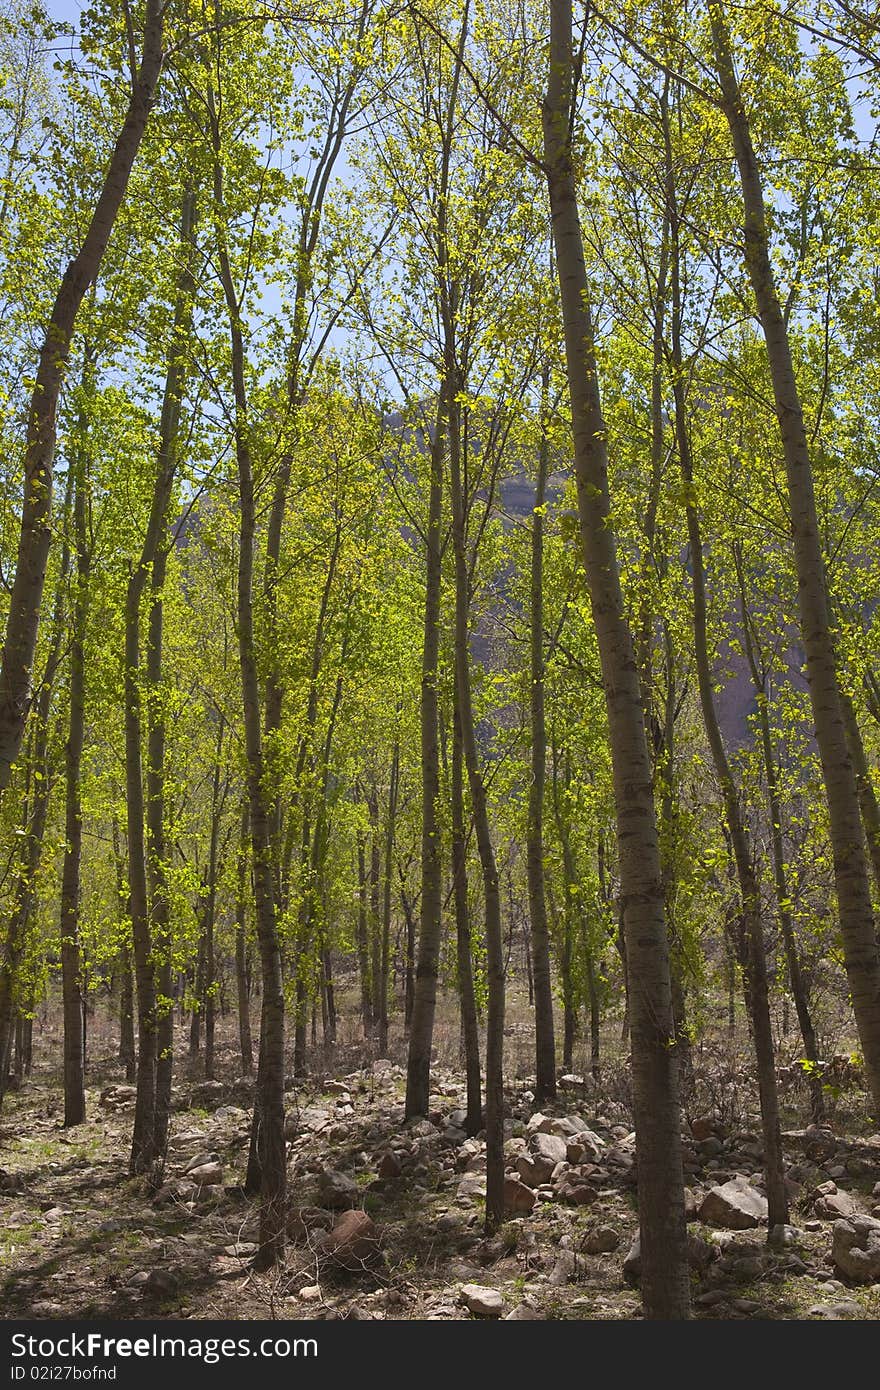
[2,1041,880,1322]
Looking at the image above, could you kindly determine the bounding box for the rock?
[690,1116,716,1142]
[318,1169,359,1209]
[100,1085,136,1108]
[457,1171,487,1199]
[697,1136,724,1158]
[321,1210,381,1271]
[460,1284,505,1317]
[153,1180,196,1208]
[184,1151,221,1175]
[830,1216,880,1282]
[377,1151,401,1180]
[624,1231,714,1284]
[555,1173,597,1206]
[768,1224,802,1248]
[566,1133,604,1164]
[699,1175,768,1230]
[190,1080,225,1107]
[695,1289,728,1307]
[581,1225,620,1254]
[505,1300,542,1320]
[503,1176,536,1213]
[549,1249,578,1285]
[186,1161,223,1186]
[143,1268,180,1300]
[287,1206,334,1240]
[214,1105,246,1121]
[41,1207,69,1223]
[809,1301,864,1319]
[223,1242,258,1258]
[526,1132,567,1182]
[816,1190,859,1219]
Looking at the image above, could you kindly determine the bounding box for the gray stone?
[581,1225,620,1254]
[183,1151,220,1175]
[318,1168,359,1209]
[831,1216,880,1283]
[186,1161,223,1186]
[505,1300,542,1320]
[527,1131,567,1182]
[548,1249,578,1285]
[699,1175,768,1230]
[460,1284,505,1317]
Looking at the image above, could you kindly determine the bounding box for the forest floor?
[1,998,880,1322]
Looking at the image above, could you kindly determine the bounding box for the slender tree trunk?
[735,548,825,1123]
[401,876,416,1034]
[148,536,173,1160]
[665,146,787,1226]
[452,679,482,1137]
[235,809,254,1077]
[119,947,136,1083]
[202,724,225,1083]
[405,391,448,1118]
[0,0,164,797]
[356,829,373,1036]
[60,430,89,1128]
[0,473,73,1111]
[527,367,557,1101]
[127,188,196,1176]
[839,688,880,902]
[189,938,205,1058]
[710,3,880,1112]
[448,382,504,1232]
[543,1,690,1316]
[378,745,399,1055]
[212,122,285,1265]
[368,790,382,1026]
[112,820,136,1082]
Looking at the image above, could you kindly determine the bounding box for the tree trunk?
[356,828,373,1037]
[527,367,557,1101]
[452,678,482,1137]
[378,744,399,1055]
[665,143,787,1227]
[112,820,136,1082]
[401,876,416,1034]
[543,0,690,1316]
[211,121,285,1265]
[448,382,504,1233]
[710,2,880,1112]
[60,424,89,1128]
[839,688,880,903]
[405,391,448,1118]
[127,188,196,1176]
[0,0,164,797]
[189,937,205,1058]
[202,722,225,1083]
[119,946,136,1083]
[735,548,825,1124]
[235,809,254,1076]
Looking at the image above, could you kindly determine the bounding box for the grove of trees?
[1,0,879,1321]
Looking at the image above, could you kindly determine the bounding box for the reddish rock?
[504,1176,536,1214]
[322,1210,381,1271]
[377,1151,401,1180]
